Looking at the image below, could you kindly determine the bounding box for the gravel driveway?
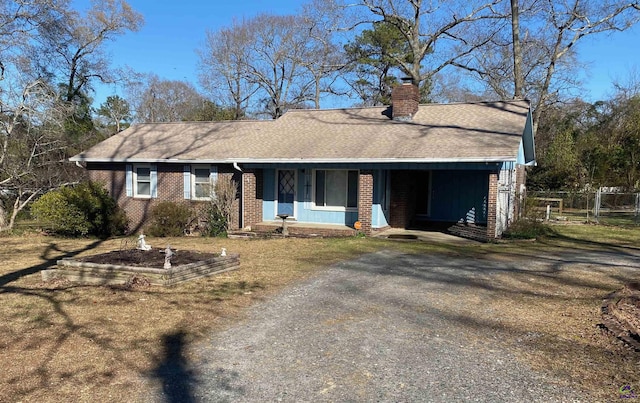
[164,250,592,402]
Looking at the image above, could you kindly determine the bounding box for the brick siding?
[486,172,498,239]
[389,170,414,228]
[242,169,263,230]
[86,162,241,234]
[357,170,374,234]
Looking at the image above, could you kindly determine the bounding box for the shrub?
[204,175,238,237]
[147,201,193,237]
[31,182,128,237]
[504,196,555,239]
[503,219,554,239]
[204,207,228,237]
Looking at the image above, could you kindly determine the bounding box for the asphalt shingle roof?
[71,100,530,163]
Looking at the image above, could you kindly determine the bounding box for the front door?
[414,170,431,220]
[277,170,295,216]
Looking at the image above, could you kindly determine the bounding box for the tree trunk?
[0,200,7,230]
[511,0,524,99]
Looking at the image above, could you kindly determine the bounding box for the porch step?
[447,223,489,242]
[252,222,356,238]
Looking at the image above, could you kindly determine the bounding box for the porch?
[252,221,358,237]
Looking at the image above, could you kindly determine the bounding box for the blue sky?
[77,0,640,108]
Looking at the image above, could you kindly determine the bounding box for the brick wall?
[389,170,413,228]
[242,169,263,230]
[486,172,498,239]
[87,162,241,234]
[357,170,373,234]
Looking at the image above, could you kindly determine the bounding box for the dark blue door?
[277,170,295,216]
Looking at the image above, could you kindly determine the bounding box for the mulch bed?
[601,282,640,351]
[77,248,219,269]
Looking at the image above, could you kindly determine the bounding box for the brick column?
[487,172,498,240]
[358,170,374,234]
[242,169,263,229]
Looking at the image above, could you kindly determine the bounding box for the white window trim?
[191,164,214,201]
[133,163,152,199]
[311,169,359,212]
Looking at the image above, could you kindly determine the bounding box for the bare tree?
[0,78,74,230]
[129,75,226,123]
[199,13,339,118]
[198,20,258,120]
[34,0,143,103]
[243,14,318,118]
[210,176,238,233]
[0,0,142,230]
[464,0,640,130]
[331,0,506,91]
[510,0,524,99]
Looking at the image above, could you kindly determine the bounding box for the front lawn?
[0,226,638,401]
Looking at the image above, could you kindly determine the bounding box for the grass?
[0,226,638,401]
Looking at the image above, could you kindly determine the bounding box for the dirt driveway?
[150,248,640,402]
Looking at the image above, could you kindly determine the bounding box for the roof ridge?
[130,119,275,126]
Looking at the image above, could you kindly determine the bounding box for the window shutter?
[209,165,218,198]
[150,164,158,198]
[183,165,191,199]
[126,164,133,197]
[209,165,218,182]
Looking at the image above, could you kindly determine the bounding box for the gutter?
[70,156,518,164]
[232,162,244,229]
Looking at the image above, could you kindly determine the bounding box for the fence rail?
[527,189,640,226]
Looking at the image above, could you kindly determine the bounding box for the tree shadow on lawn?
[0,237,255,402]
[316,250,639,400]
[0,239,105,287]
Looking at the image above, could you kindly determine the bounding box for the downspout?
[75,161,85,169]
[232,162,244,229]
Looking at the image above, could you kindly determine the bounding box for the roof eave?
[70,156,517,164]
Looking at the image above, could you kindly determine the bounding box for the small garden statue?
[137,233,152,251]
[221,248,227,257]
[164,246,174,269]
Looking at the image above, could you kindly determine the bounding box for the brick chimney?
[391,81,420,121]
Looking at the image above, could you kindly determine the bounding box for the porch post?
[242,169,263,230]
[358,170,373,234]
[487,172,498,240]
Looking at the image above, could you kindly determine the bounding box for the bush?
[204,207,228,237]
[147,201,193,237]
[503,218,554,239]
[502,195,557,240]
[203,175,238,237]
[31,182,128,237]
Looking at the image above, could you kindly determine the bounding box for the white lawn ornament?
[137,234,152,251]
[164,246,174,269]
[221,248,227,257]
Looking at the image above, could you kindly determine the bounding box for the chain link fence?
[527,189,640,226]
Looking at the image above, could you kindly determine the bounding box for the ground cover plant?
[0,225,638,401]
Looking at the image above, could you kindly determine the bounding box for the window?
[187,164,217,200]
[133,164,153,198]
[194,167,211,199]
[314,169,358,210]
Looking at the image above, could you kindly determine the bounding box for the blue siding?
[262,168,359,226]
[372,170,389,228]
[262,169,276,220]
[260,167,491,228]
[430,171,489,224]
